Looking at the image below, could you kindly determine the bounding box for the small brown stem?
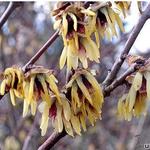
[22,114,38,150]
[103,63,138,96]
[22,30,59,72]
[0,2,23,29]
[38,130,66,150]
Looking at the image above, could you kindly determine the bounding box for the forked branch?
[103,3,150,87]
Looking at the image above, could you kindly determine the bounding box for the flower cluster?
[0,66,61,135]
[0,66,24,105]
[65,69,104,134]
[22,66,61,117]
[117,59,150,120]
[52,2,134,70]
[39,69,103,136]
[0,66,103,136]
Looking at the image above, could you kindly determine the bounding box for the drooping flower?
[22,66,61,117]
[39,94,73,136]
[94,2,125,41]
[65,69,104,128]
[52,2,100,70]
[0,66,24,105]
[115,1,131,18]
[117,59,150,120]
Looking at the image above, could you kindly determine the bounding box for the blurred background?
[0,1,150,150]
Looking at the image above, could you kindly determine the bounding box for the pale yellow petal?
[63,117,74,137]
[68,13,77,31]
[0,79,6,95]
[56,102,63,132]
[79,115,86,131]
[128,87,137,112]
[87,37,100,60]
[114,12,125,32]
[45,75,61,104]
[53,19,61,30]
[79,55,88,69]
[94,29,100,48]
[76,77,93,105]
[101,8,116,36]
[31,101,37,116]
[144,72,150,99]
[28,75,35,103]
[71,114,81,135]
[10,89,16,106]
[71,82,81,108]
[86,104,95,126]
[62,13,68,36]
[38,75,51,106]
[74,33,79,50]
[84,71,103,104]
[59,47,67,69]
[40,103,49,130]
[23,100,29,117]
[41,117,49,136]
[132,72,143,91]
[62,98,71,121]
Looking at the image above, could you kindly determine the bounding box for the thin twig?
[22,114,38,150]
[128,115,146,150]
[38,130,66,150]
[103,3,150,87]
[103,63,140,96]
[22,30,59,72]
[0,2,23,29]
[0,30,59,100]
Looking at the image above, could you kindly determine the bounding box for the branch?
[22,30,59,72]
[0,2,23,29]
[22,114,38,150]
[103,63,139,96]
[38,130,66,150]
[103,3,150,87]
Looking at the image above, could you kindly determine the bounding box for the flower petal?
[62,13,68,36]
[62,98,71,121]
[71,114,81,135]
[59,47,67,69]
[132,72,143,91]
[76,77,93,105]
[63,117,74,137]
[10,89,16,106]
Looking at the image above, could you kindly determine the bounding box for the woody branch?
[0,2,23,29]
[103,3,150,87]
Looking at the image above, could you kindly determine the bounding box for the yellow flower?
[52,2,100,70]
[22,66,61,117]
[96,5,124,41]
[115,2,131,18]
[66,69,104,127]
[0,66,24,106]
[117,70,150,120]
[38,69,104,136]
[39,94,73,136]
